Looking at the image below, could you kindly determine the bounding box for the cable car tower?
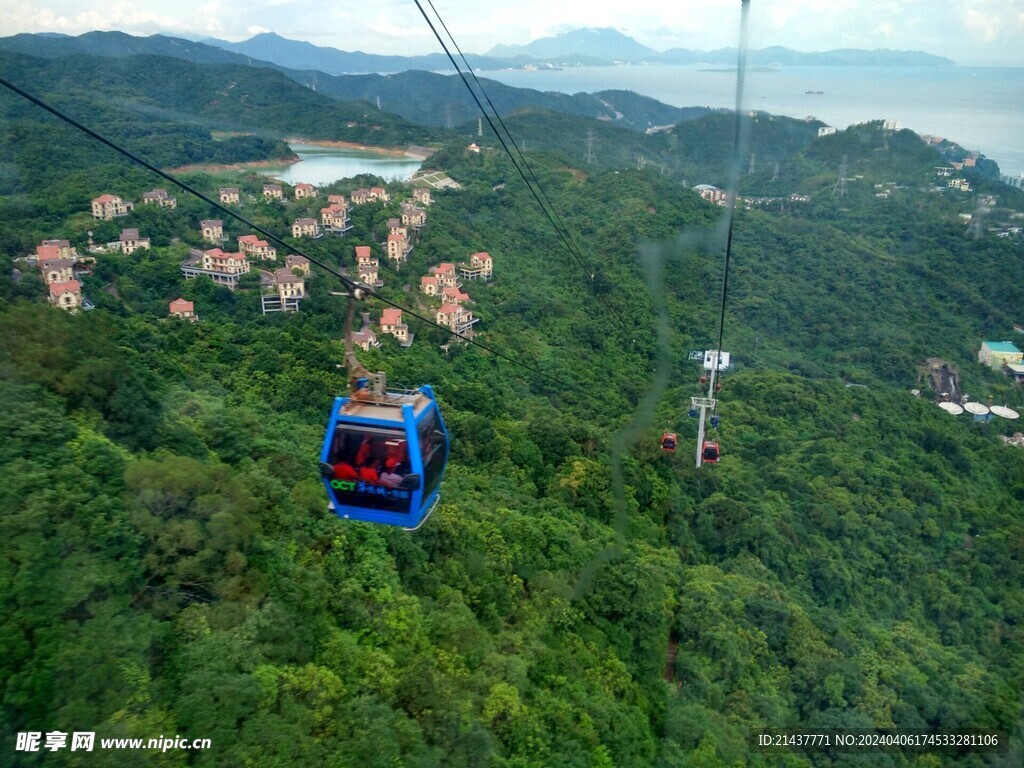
[692,350,730,468]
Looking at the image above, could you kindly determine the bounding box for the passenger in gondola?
[355,435,374,466]
[333,459,358,481]
[358,458,381,484]
[379,458,404,489]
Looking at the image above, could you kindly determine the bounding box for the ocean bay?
[483,64,1024,176]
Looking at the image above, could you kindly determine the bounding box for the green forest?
[1,43,1023,768]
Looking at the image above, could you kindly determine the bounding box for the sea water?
[482,64,1024,177]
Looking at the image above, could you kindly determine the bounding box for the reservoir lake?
[259,143,424,186]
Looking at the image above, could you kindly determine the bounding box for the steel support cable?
[413,0,637,340]
[423,0,595,275]
[713,0,752,392]
[0,74,602,403]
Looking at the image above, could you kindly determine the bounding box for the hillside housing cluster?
[33,177,495,349]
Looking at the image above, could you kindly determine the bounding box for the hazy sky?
[3,0,1023,65]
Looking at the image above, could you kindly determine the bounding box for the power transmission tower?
[748,153,756,175]
[444,104,452,129]
[771,161,779,183]
[478,117,483,137]
[584,128,596,164]
[637,155,646,170]
[832,154,848,198]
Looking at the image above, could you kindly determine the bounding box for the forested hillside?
[0,50,439,148]
[0,33,709,131]
[1,49,1023,768]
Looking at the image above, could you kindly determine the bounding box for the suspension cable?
[413,0,637,340]
[713,0,751,394]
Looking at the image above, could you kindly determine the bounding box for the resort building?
[321,203,352,234]
[459,251,493,281]
[91,194,133,220]
[420,275,439,296]
[180,248,249,289]
[142,189,177,208]
[442,285,471,305]
[261,269,305,314]
[238,234,277,260]
[400,203,426,229]
[386,232,411,264]
[979,341,1023,368]
[694,184,727,205]
[200,219,225,244]
[357,260,383,288]
[39,258,75,285]
[285,254,311,276]
[48,280,82,312]
[380,308,413,346]
[292,218,322,239]
[169,298,198,321]
[387,218,407,238]
[36,240,76,261]
[118,228,150,255]
[351,312,381,352]
[429,262,459,288]
[436,303,478,339]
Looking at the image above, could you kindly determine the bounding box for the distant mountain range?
[0,32,707,131]
[485,28,954,67]
[0,28,953,77]
[205,28,955,71]
[486,28,658,62]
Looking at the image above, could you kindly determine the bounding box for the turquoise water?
[259,143,423,186]
[483,65,1024,176]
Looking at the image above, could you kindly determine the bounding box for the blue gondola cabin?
[320,385,448,530]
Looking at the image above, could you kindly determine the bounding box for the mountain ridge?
[0,28,952,75]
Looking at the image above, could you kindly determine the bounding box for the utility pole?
[691,350,728,468]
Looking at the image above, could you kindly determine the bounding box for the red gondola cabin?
[701,441,720,463]
[661,432,677,452]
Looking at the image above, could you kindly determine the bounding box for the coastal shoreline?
[165,157,299,174]
[285,138,411,157]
